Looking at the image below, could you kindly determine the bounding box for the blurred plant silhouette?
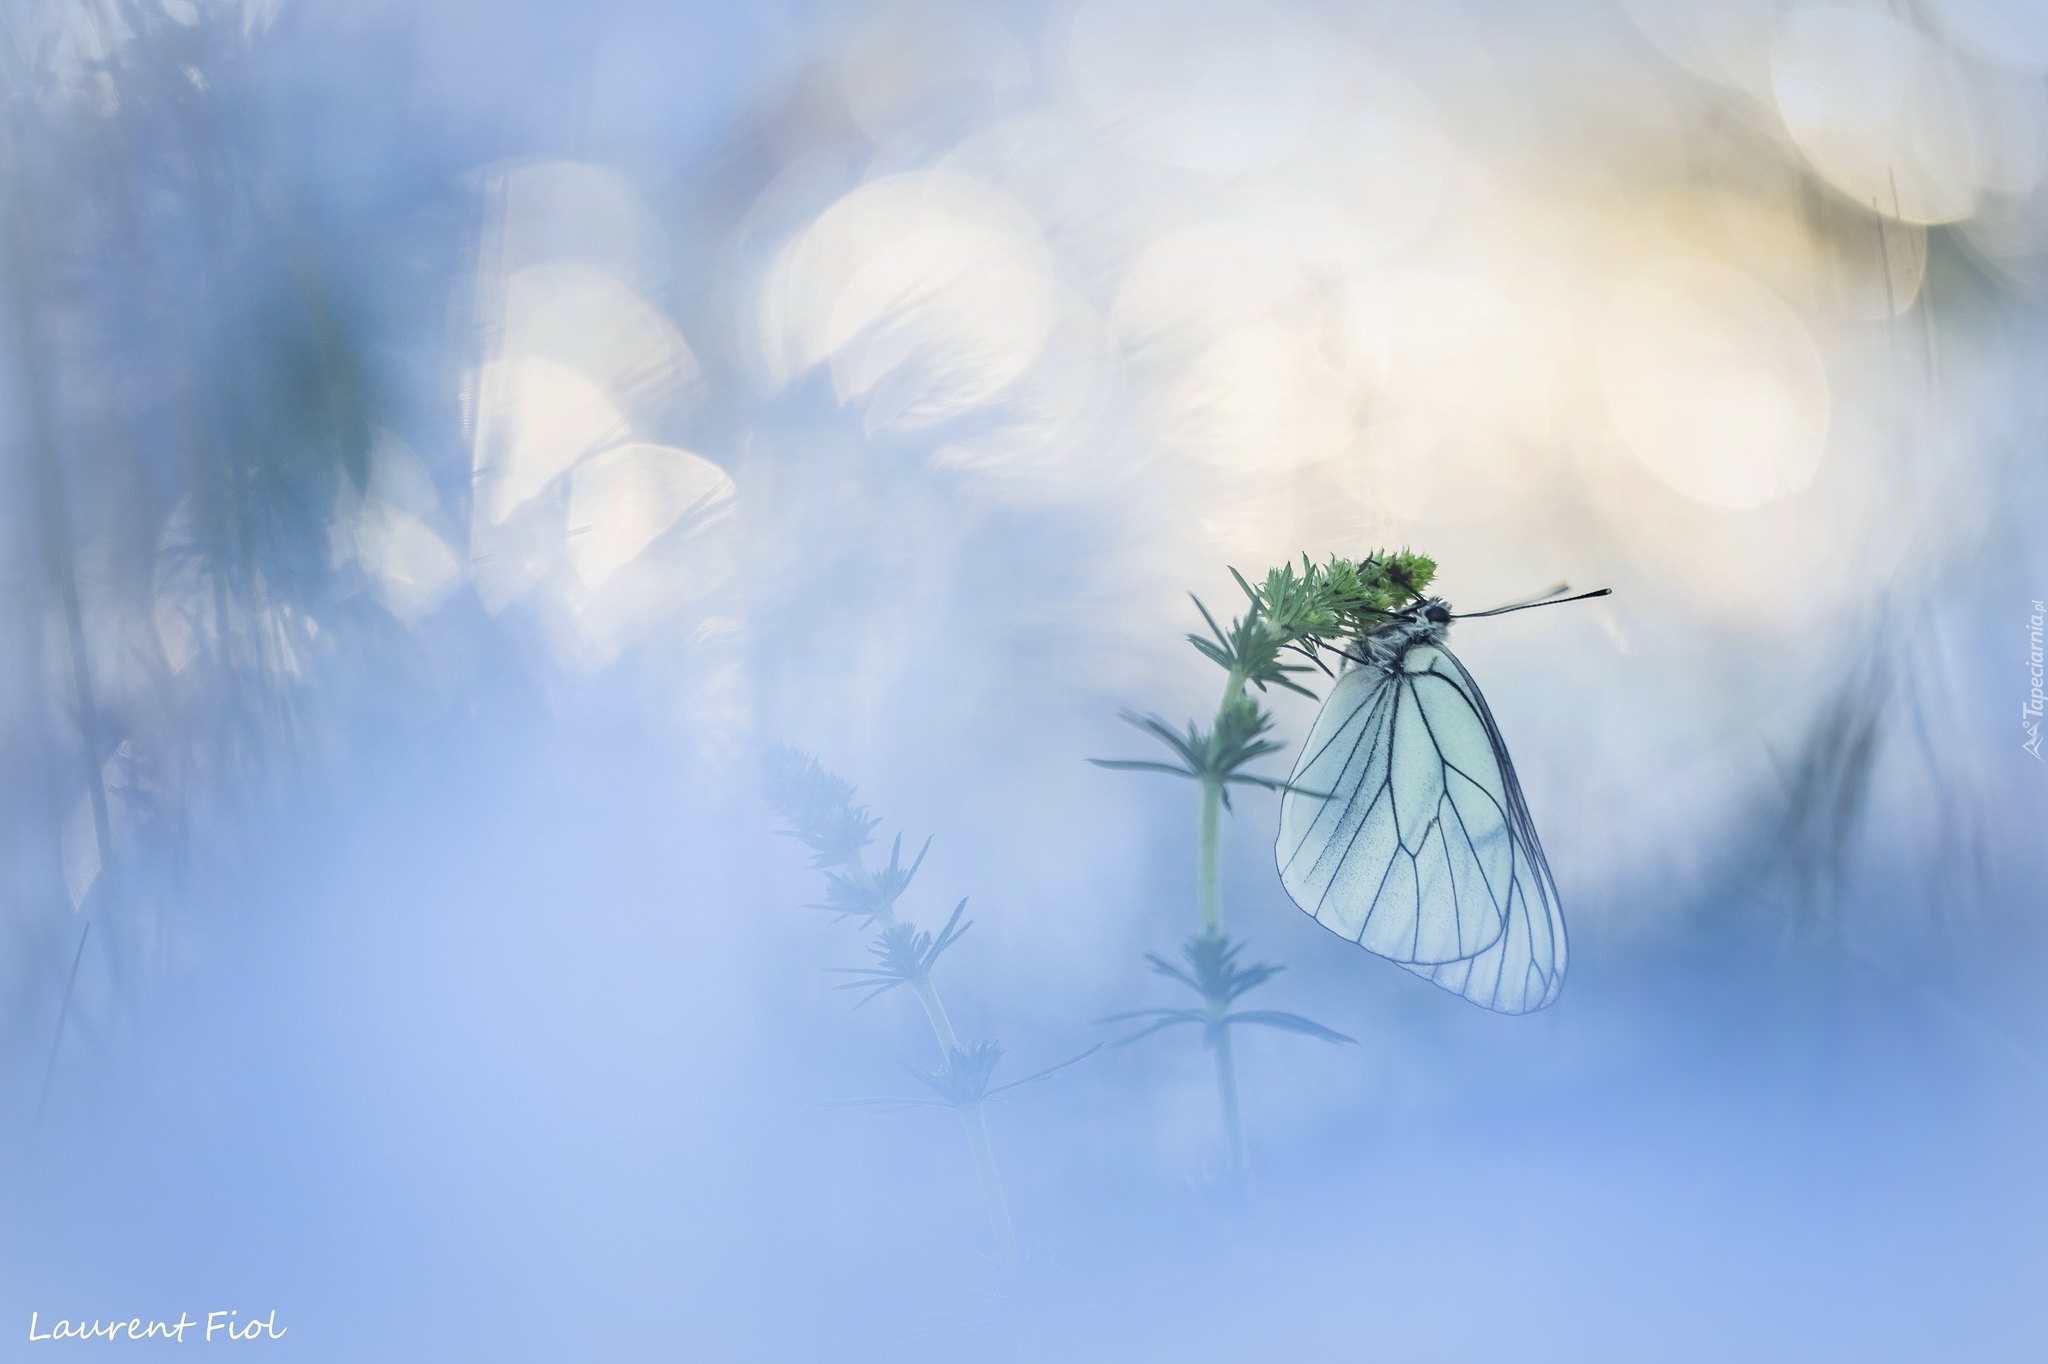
[0,2,454,1113]
[762,745,1095,1262]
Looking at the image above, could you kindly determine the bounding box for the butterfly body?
[1274,596,1568,1014]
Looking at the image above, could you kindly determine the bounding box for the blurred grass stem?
[33,923,90,1131]
[3,70,120,1037]
[845,844,1020,1262]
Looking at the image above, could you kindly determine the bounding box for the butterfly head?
[1347,596,1452,672]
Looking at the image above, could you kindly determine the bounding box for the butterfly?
[1274,586,1607,1014]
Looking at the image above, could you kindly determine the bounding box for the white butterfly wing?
[1275,642,1567,1014]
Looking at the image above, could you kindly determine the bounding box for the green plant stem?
[1197,777,1222,936]
[1209,1022,1245,1175]
[850,849,1019,1261]
[1200,664,1247,936]
[1204,667,1249,1172]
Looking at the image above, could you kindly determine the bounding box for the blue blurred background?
[3,0,2046,1358]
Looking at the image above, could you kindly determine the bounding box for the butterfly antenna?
[1453,586,1611,619]
[1514,581,1571,607]
[1282,639,1336,678]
